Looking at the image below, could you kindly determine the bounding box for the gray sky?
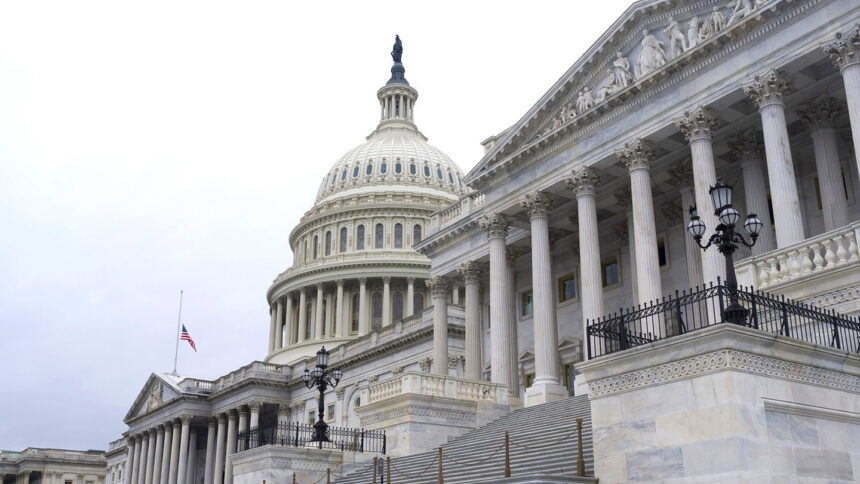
[0,0,632,451]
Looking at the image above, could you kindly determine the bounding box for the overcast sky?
[0,1,632,451]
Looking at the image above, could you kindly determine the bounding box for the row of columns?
[268,278,426,353]
[381,93,413,122]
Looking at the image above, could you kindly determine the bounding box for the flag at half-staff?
[180,325,197,352]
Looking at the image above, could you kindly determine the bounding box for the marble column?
[382,277,392,326]
[174,417,190,484]
[137,433,149,484]
[285,295,294,345]
[297,289,307,343]
[406,278,415,316]
[249,402,261,429]
[668,162,706,286]
[167,421,181,484]
[505,246,524,398]
[728,131,776,254]
[186,429,198,484]
[335,280,344,337]
[212,415,226,484]
[743,70,805,246]
[457,262,482,380]
[479,214,512,391]
[159,426,172,484]
[614,189,637,305]
[130,436,142,484]
[566,168,604,358]
[268,307,276,353]
[123,439,135,484]
[358,278,369,334]
[521,191,566,406]
[274,300,283,350]
[675,106,727,283]
[237,407,248,450]
[203,419,216,484]
[452,286,459,305]
[427,276,450,376]
[617,140,663,305]
[799,96,850,231]
[18,473,29,484]
[824,26,860,170]
[314,285,324,339]
[144,431,156,484]
[223,412,238,484]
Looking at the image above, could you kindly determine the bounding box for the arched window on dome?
[351,294,360,333]
[306,304,313,339]
[341,169,347,181]
[394,223,403,248]
[437,168,443,180]
[366,163,373,176]
[410,163,417,175]
[375,223,384,249]
[380,162,387,174]
[423,165,430,177]
[331,172,338,186]
[304,240,308,262]
[395,162,402,174]
[448,172,454,184]
[413,224,422,244]
[340,227,347,253]
[313,235,319,259]
[356,225,365,250]
[413,292,424,315]
[325,231,331,256]
[321,299,327,336]
[371,292,382,328]
[393,292,403,322]
[353,166,360,178]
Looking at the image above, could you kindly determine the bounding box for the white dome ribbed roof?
[314,125,465,204]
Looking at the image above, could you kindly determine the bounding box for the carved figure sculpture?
[595,73,616,102]
[637,30,668,78]
[664,18,688,58]
[687,16,701,50]
[391,35,403,63]
[726,0,755,27]
[564,102,577,121]
[576,89,595,112]
[611,51,635,88]
[710,6,727,33]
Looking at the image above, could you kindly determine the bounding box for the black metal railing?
[587,278,860,359]
[235,422,385,454]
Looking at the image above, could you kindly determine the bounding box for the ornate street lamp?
[687,179,763,325]
[301,347,343,447]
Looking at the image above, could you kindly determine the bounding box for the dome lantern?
[377,35,419,129]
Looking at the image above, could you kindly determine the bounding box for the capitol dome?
[264,37,465,364]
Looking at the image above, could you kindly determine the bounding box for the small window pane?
[448,172,454,183]
[395,162,402,174]
[413,293,424,314]
[558,273,576,302]
[351,294,360,332]
[313,235,319,259]
[424,165,430,177]
[394,223,403,248]
[331,173,337,185]
[602,258,619,287]
[357,225,365,250]
[410,163,417,175]
[353,166,359,178]
[522,291,534,316]
[341,169,347,180]
[340,227,347,252]
[372,292,382,325]
[380,162,387,174]
[375,223,384,248]
[413,224,422,243]
[436,168,443,180]
[393,293,403,321]
[366,163,373,175]
[658,239,667,267]
[325,231,331,256]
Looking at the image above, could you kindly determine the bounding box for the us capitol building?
[8,1,860,483]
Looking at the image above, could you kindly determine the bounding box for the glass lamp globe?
[744,213,763,235]
[311,366,324,379]
[316,347,329,367]
[301,370,311,383]
[709,180,733,213]
[719,207,740,226]
[687,215,706,239]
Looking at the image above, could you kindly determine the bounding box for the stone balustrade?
[365,371,508,405]
[428,191,487,234]
[736,221,860,289]
[177,362,287,395]
[275,250,429,282]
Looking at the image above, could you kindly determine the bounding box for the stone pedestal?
[230,446,356,484]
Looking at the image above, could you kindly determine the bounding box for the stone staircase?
[336,395,596,483]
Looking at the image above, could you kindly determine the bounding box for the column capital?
[277,404,290,417]
[823,25,860,71]
[479,213,510,239]
[426,276,450,296]
[613,188,632,209]
[521,191,555,219]
[238,407,248,418]
[248,401,262,412]
[797,95,843,131]
[565,166,603,197]
[667,160,694,186]
[616,138,656,172]
[506,245,527,264]
[336,279,344,287]
[358,277,367,285]
[728,129,764,162]
[180,415,192,424]
[742,69,792,109]
[299,286,307,295]
[216,413,226,424]
[382,276,391,284]
[156,425,165,435]
[315,283,323,291]
[674,106,719,142]
[208,417,218,428]
[456,261,483,284]
[406,277,415,284]
[226,410,238,422]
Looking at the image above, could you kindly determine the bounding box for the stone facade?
[0,449,107,484]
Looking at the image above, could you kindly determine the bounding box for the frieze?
[359,404,477,426]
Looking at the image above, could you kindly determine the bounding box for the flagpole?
[173,290,183,375]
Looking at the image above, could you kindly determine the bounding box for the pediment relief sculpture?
[146,382,163,411]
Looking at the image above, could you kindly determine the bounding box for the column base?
[523,381,568,407]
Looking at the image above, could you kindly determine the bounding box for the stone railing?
[736,221,860,289]
[107,438,127,453]
[13,448,106,463]
[275,250,429,282]
[180,361,287,394]
[364,371,508,406]
[429,191,486,234]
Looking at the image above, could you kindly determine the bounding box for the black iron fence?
[236,422,385,454]
[587,278,860,359]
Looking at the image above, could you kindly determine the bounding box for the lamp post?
[301,347,343,448]
[687,179,763,325]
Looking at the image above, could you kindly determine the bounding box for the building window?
[525,373,535,388]
[424,165,430,177]
[304,240,308,262]
[366,163,374,175]
[414,293,424,314]
[602,257,619,287]
[395,162,402,174]
[321,300,327,336]
[306,304,313,339]
[437,168,443,180]
[558,273,576,302]
[372,292,383,325]
[413,224,422,243]
[563,363,576,396]
[448,172,454,184]
[341,169,347,180]
[380,162,387,174]
[352,165,359,178]
[351,294,360,333]
[522,291,533,316]
[356,225,365,250]
[325,231,332,256]
[340,227,347,252]
[313,235,319,259]
[393,293,403,321]
[327,403,336,422]
[308,411,315,425]
[657,238,667,267]
[410,163,417,175]
[330,172,337,186]
[394,223,403,248]
[375,223,384,248]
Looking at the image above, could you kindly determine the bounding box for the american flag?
[180,325,197,352]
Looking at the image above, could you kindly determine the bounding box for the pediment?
[466,0,778,187]
[124,373,181,422]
